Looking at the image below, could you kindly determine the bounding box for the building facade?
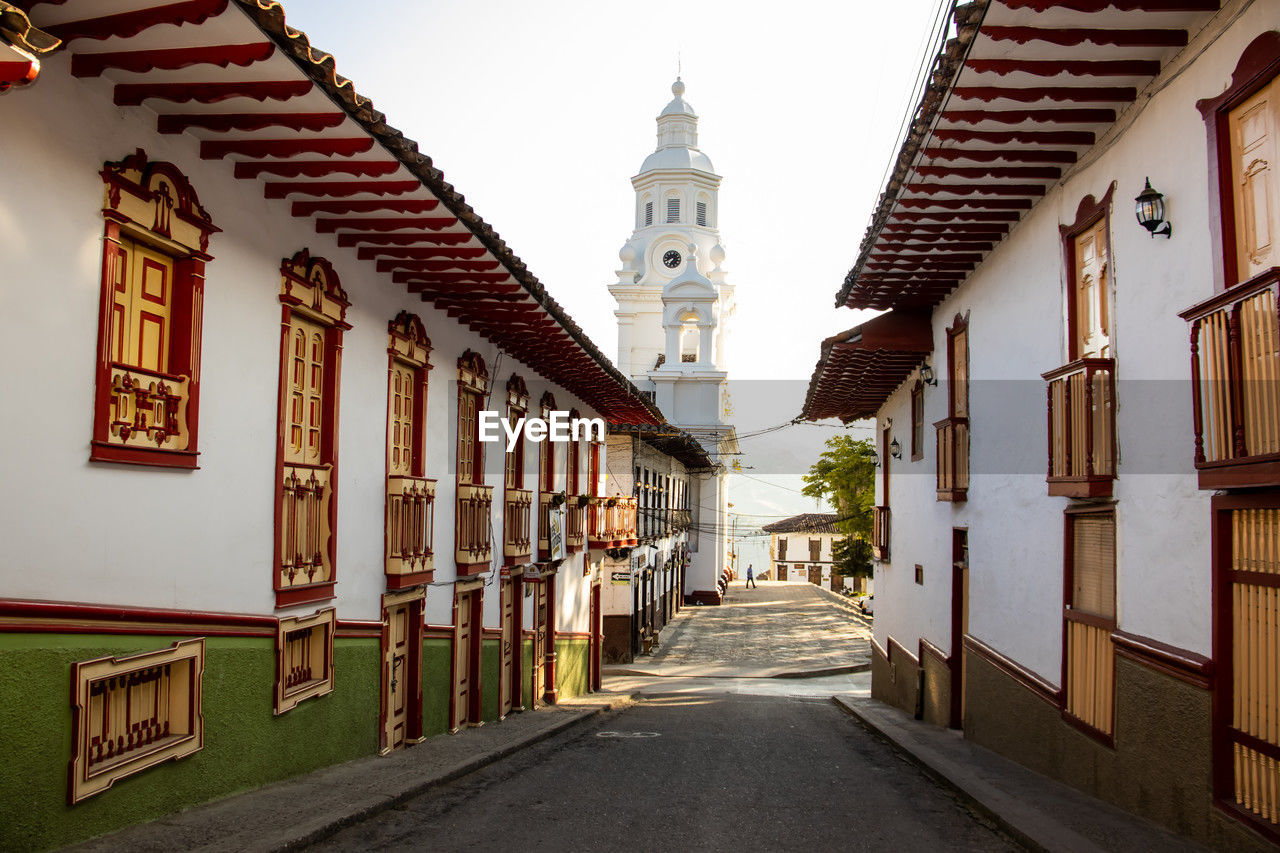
[609,79,737,606]
[803,0,1280,848]
[761,514,855,592]
[0,2,663,848]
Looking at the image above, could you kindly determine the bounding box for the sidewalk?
[834,695,1206,853]
[69,694,628,853]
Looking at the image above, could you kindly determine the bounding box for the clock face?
[662,250,682,269]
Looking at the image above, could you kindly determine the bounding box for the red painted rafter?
[72,43,273,77]
[202,138,372,159]
[375,259,502,273]
[914,165,1061,179]
[951,86,1136,103]
[234,160,399,179]
[356,246,488,261]
[996,0,1217,11]
[264,180,418,199]
[881,224,1009,236]
[337,232,474,247]
[407,281,524,294]
[923,147,1077,164]
[115,80,312,106]
[982,27,1187,47]
[904,183,1047,196]
[160,112,345,134]
[897,198,1032,210]
[290,199,440,216]
[391,271,512,285]
[966,59,1162,77]
[889,210,1023,222]
[878,241,995,251]
[46,0,228,43]
[315,216,458,234]
[932,129,1095,145]
[866,260,977,270]
[941,108,1115,124]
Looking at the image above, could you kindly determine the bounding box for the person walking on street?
[745,563,757,589]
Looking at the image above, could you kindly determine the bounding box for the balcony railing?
[1181,268,1280,489]
[1043,358,1115,497]
[455,483,493,569]
[386,475,435,587]
[872,506,890,561]
[503,488,533,563]
[566,497,587,551]
[106,363,190,451]
[934,417,969,502]
[280,463,331,591]
[588,497,640,549]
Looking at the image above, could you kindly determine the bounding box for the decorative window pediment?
[280,249,351,329]
[101,149,219,259]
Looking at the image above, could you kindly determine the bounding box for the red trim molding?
[887,635,921,669]
[963,633,1061,706]
[1111,630,1212,690]
[919,637,950,667]
[1,598,275,637]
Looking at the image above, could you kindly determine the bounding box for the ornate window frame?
[91,149,219,469]
[68,638,205,803]
[274,608,336,714]
[274,250,350,609]
[385,312,435,589]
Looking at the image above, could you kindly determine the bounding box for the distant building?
[761,514,861,593]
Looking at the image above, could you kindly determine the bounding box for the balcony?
[588,497,640,549]
[280,463,332,595]
[1180,268,1280,489]
[566,497,587,551]
[503,488,533,564]
[934,417,969,502]
[386,476,435,588]
[872,506,890,561]
[455,483,493,573]
[1043,358,1115,498]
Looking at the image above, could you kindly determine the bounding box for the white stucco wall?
[871,3,1280,680]
[0,53,605,630]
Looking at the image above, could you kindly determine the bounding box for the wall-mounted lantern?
[920,361,938,386]
[890,438,902,460]
[1134,178,1172,238]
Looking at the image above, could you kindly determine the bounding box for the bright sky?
[281,0,941,560]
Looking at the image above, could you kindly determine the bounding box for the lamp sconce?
[1134,178,1172,238]
[890,438,902,460]
[920,361,938,386]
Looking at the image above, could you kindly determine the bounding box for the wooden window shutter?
[778,538,787,560]
[667,198,680,223]
[696,201,707,226]
[950,327,968,418]
[1230,77,1280,280]
[1071,513,1116,621]
[644,201,653,226]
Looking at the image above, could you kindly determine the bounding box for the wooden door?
[589,583,602,692]
[808,566,821,585]
[1230,77,1280,281]
[499,576,514,718]
[530,581,547,709]
[951,529,969,729]
[453,589,474,730]
[384,602,410,750]
[1072,219,1111,359]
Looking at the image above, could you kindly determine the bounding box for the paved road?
[642,580,873,674]
[311,581,1019,852]
[313,695,1018,852]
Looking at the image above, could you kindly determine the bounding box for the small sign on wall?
[547,505,567,562]
[611,571,631,585]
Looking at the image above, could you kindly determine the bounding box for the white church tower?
[610,78,738,605]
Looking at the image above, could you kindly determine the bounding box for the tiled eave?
[801,311,933,423]
[836,0,1220,312]
[13,0,663,426]
[608,423,716,473]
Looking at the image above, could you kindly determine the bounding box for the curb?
[832,696,1051,853]
[605,663,871,680]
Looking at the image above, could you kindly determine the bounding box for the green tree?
[802,435,876,578]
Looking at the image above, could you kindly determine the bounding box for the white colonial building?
[804,1,1280,848]
[609,78,738,605]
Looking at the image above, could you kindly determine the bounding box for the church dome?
[660,78,697,118]
[639,146,716,174]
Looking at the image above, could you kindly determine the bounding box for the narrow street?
[312,582,1018,852]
